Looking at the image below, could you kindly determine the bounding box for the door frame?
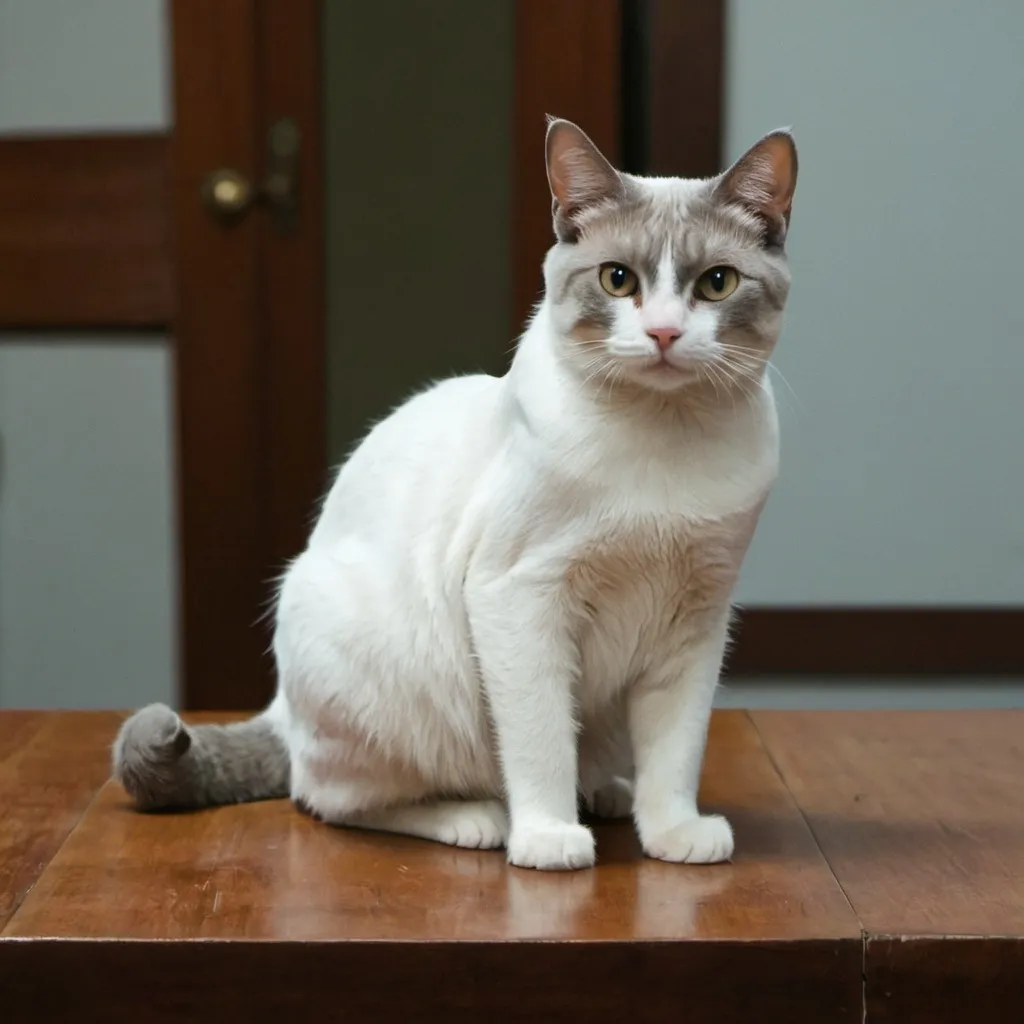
[170,0,325,708]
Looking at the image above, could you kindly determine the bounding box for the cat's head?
[542,118,797,396]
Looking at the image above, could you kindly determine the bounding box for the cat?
[114,117,797,871]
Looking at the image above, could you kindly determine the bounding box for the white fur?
[268,292,779,870]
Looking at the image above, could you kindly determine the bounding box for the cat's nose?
[646,327,682,352]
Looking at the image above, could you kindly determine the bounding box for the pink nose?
[646,327,682,352]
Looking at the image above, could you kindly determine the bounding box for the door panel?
[0,0,176,710]
[0,339,177,708]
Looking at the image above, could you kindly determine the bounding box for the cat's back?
[311,372,505,547]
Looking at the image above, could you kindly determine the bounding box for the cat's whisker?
[765,361,802,413]
[712,356,765,410]
[712,361,742,413]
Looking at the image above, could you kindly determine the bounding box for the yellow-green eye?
[599,263,639,298]
[695,266,740,301]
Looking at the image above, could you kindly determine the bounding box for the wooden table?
[0,710,1020,1022]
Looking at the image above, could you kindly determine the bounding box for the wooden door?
[0,1,324,711]
[170,1,324,709]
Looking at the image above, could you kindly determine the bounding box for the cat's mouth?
[628,356,702,391]
[647,355,699,378]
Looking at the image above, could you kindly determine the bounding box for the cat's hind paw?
[433,800,510,849]
[584,776,634,819]
[507,821,596,871]
[642,814,733,864]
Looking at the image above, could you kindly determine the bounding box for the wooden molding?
[729,608,1024,676]
[171,0,325,709]
[0,134,172,327]
[646,0,725,177]
[256,0,328,587]
[512,0,622,333]
[171,0,269,709]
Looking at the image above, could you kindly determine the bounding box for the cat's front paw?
[642,814,733,864]
[585,776,634,819]
[507,821,596,871]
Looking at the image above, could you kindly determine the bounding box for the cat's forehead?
[578,174,765,276]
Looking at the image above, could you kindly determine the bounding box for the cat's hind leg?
[292,748,509,850]
[344,799,509,849]
[299,784,508,849]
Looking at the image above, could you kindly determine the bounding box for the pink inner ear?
[546,120,622,214]
[723,132,798,226]
[759,135,797,221]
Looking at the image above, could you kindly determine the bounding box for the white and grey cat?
[115,118,797,871]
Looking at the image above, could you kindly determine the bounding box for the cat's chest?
[569,516,749,614]
[568,512,759,697]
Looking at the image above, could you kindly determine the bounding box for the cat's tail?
[112,704,290,811]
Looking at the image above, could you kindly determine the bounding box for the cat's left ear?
[546,117,625,241]
[714,130,798,245]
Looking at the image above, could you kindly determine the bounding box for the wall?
[727,0,1024,607]
[322,0,514,462]
[0,0,176,708]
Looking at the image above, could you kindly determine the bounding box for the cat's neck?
[504,301,779,511]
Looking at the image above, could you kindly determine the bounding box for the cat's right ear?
[714,130,798,246]
[545,117,624,242]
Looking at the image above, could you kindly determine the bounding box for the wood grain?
[170,0,272,710]
[513,0,622,333]
[6,712,857,942]
[3,711,860,1019]
[754,711,1024,1022]
[0,712,120,931]
[646,0,724,177]
[0,939,858,1023]
[256,0,328,600]
[171,0,328,710]
[752,710,1024,936]
[866,936,1024,1023]
[0,135,171,327]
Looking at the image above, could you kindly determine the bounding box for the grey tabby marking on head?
[113,704,288,810]
[546,125,797,373]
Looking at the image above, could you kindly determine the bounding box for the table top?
[1,708,1021,1023]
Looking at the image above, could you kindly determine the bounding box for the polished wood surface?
[0,710,860,1021]
[0,135,171,327]
[0,712,120,930]
[752,710,1024,935]
[753,710,1024,1023]
[6,712,856,942]
[2,709,1020,1021]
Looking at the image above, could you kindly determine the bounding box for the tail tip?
[113,704,191,809]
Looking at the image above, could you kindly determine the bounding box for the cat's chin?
[625,361,701,394]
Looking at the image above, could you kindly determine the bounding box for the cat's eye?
[695,266,740,301]
[599,263,639,298]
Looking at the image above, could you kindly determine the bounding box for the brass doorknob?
[200,118,301,231]
[202,168,255,219]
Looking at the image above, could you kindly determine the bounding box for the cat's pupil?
[611,267,626,288]
[709,269,725,291]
